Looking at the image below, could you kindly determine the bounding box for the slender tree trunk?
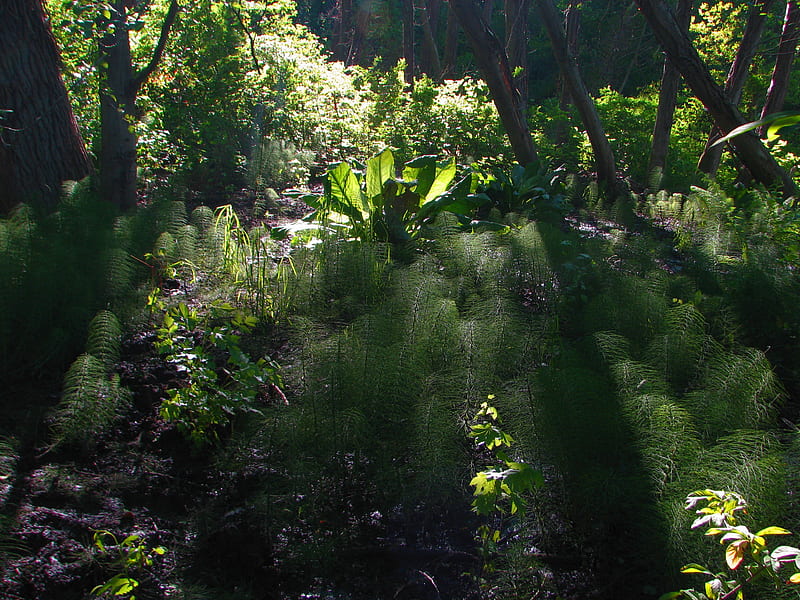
[442,3,460,78]
[759,0,800,134]
[647,0,693,188]
[0,0,91,211]
[505,0,531,111]
[99,0,179,210]
[402,0,416,86]
[698,0,774,175]
[633,0,797,196]
[559,0,581,108]
[419,0,443,78]
[332,0,354,63]
[449,0,538,164]
[537,0,619,192]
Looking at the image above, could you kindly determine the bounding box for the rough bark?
[537,0,619,192]
[647,0,692,188]
[449,0,538,164]
[698,0,774,175]
[633,0,797,196]
[0,0,91,212]
[99,0,179,210]
[759,0,800,134]
[505,0,531,111]
[402,0,416,86]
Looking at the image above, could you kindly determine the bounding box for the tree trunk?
[419,0,443,78]
[505,0,531,112]
[0,0,91,212]
[449,0,538,164]
[537,0,619,192]
[559,0,581,108]
[647,0,693,188]
[633,0,797,196]
[442,3,460,78]
[697,0,774,175]
[332,0,354,63]
[759,0,800,134]
[402,0,416,86]
[99,0,179,210]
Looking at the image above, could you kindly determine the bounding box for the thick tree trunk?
[99,0,179,210]
[759,0,800,134]
[537,0,619,192]
[633,0,797,196]
[402,0,416,86]
[698,0,774,175]
[419,0,443,78]
[0,0,91,211]
[647,0,693,188]
[449,0,538,164]
[505,0,531,113]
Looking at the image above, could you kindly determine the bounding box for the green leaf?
[402,155,437,205]
[711,111,800,147]
[756,526,791,536]
[366,149,395,204]
[424,157,456,203]
[326,162,367,221]
[681,564,713,575]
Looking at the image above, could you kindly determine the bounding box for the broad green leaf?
[681,564,713,575]
[767,114,800,141]
[403,155,437,205]
[711,111,800,147]
[366,149,395,204]
[326,162,367,220]
[756,526,791,536]
[423,157,456,202]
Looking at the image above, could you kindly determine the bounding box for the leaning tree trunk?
[0,0,91,212]
[537,0,620,193]
[99,0,179,210]
[759,0,800,134]
[633,0,797,197]
[449,0,538,164]
[647,0,693,188]
[697,0,774,175]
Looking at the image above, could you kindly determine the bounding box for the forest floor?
[0,190,604,600]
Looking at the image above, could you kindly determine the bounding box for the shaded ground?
[0,191,606,600]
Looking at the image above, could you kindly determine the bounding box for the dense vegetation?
[2,1,800,599]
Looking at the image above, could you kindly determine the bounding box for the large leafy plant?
[291,148,479,243]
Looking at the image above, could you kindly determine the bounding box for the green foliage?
[662,490,800,600]
[91,530,167,600]
[53,353,131,448]
[296,148,468,243]
[153,301,282,445]
[469,399,543,518]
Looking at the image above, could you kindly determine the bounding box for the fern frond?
[53,354,130,447]
[190,205,215,233]
[687,347,783,438]
[167,200,188,234]
[85,310,122,370]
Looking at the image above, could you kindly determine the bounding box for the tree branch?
[131,0,181,97]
